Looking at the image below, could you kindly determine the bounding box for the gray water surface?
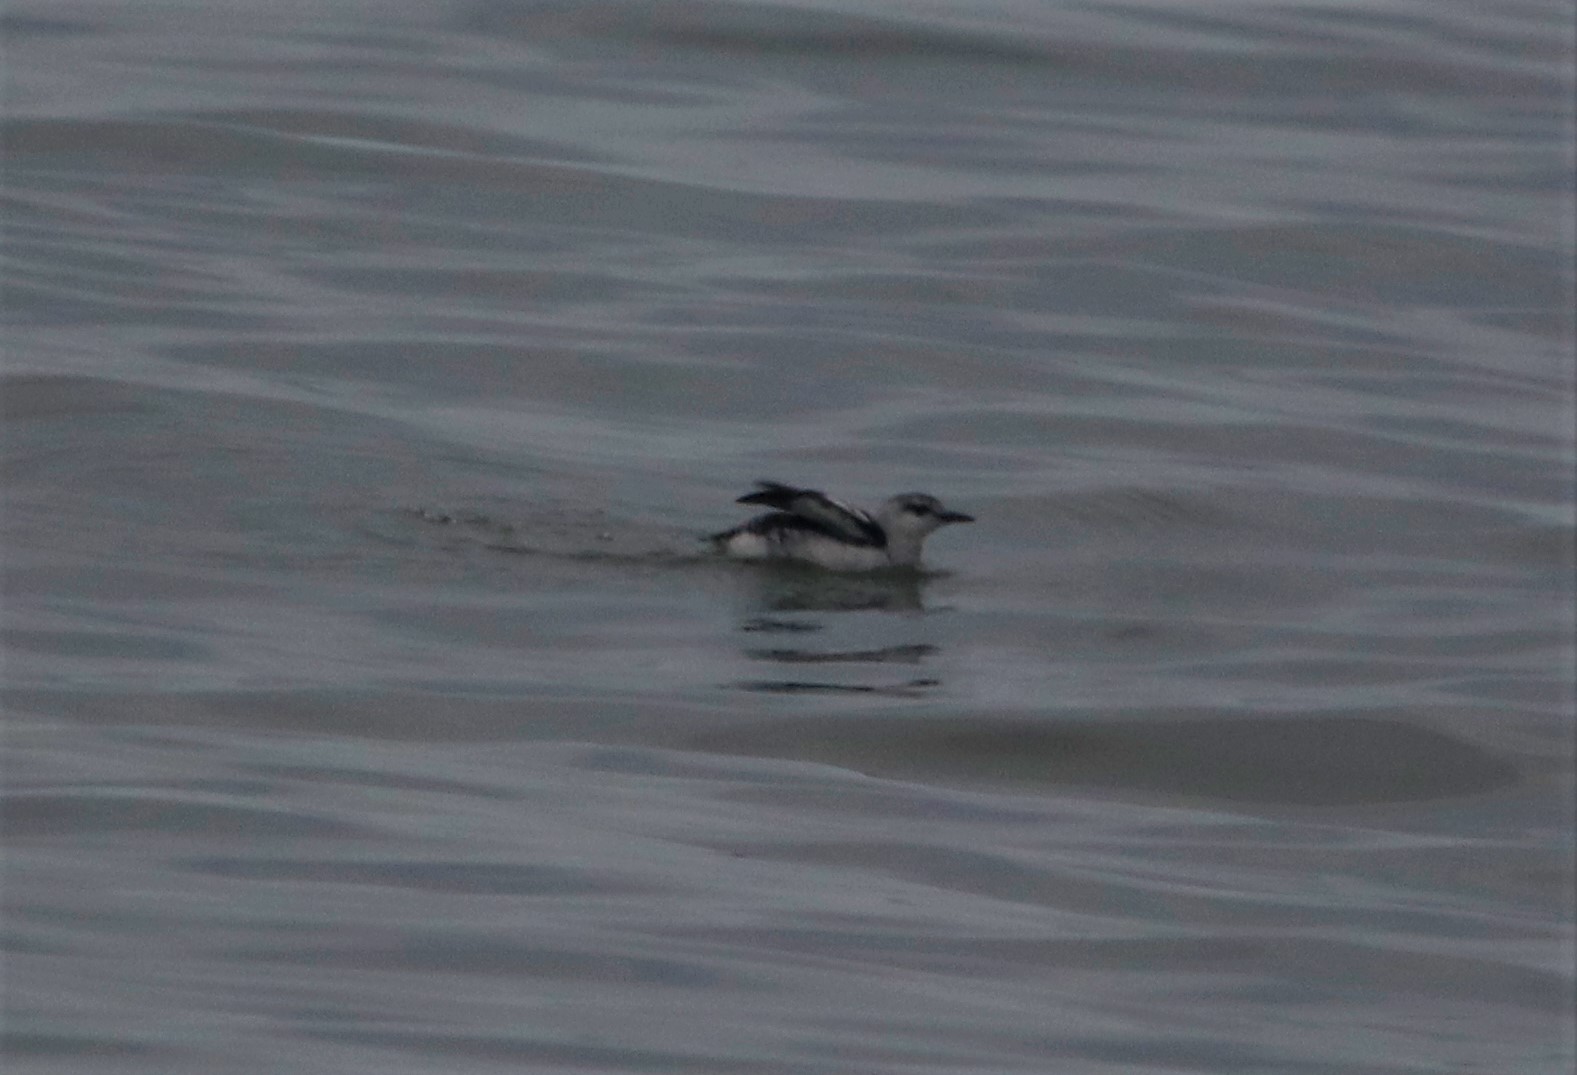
[4,1,1574,1072]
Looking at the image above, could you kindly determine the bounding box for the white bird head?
[875,493,974,563]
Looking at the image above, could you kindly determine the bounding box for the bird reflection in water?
[728,564,948,697]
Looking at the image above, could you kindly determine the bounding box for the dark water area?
[4,1,1574,1071]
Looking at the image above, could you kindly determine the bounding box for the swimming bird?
[709,480,974,571]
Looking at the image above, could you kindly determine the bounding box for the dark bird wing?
[735,481,886,547]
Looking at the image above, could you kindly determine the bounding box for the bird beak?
[937,510,974,525]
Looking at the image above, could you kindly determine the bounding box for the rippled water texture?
[4,1,1574,1072]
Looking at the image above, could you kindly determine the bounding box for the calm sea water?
[4,1,1574,1071]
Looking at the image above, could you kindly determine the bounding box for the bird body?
[710,481,973,571]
